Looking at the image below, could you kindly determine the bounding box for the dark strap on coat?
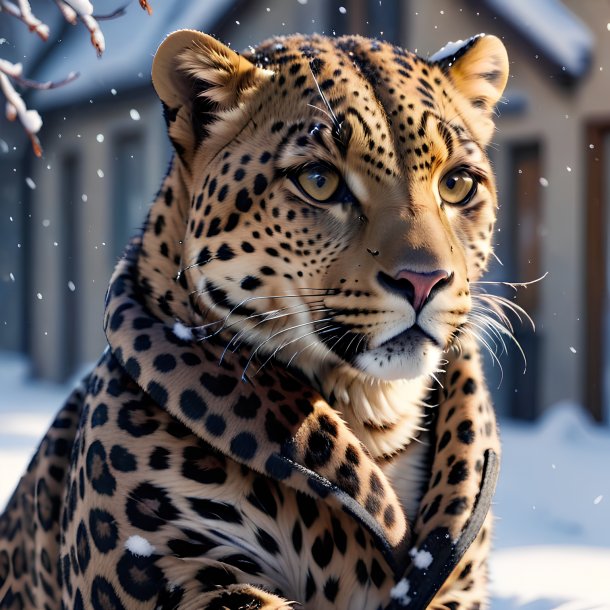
[387,448,499,609]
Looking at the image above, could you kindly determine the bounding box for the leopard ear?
[431,34,509,145]
[152,30,272,167]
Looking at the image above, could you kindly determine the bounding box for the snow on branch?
[0,0,50,40]
[0,0,152,156]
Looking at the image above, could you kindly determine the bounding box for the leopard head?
[151,31,508,385]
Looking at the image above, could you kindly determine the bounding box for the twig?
[139,0,152,15]
[0,0,50,40]
[0,70,42,156]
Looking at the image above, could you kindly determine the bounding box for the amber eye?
[296,165,341,202]
[439,169,477,205]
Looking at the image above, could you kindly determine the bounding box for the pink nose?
[395,269,450,313]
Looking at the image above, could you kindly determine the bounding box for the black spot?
[109,444,137,472]
[134,334,151,352]
[463,378,477,394]
[235,188,253,212]
[35,478,59,533]
[123,356,140,380]
[438,430,451,450]
[296,491,319,527]
[206,217,221,237]
[116,551,162,601]
[240,276,261,291]
[216,243,235,261]
[149,446,170,470]
[224,212,240,232]
[205,414,226,437]
[126,482,180,531]
[152,353,176,374]
[91,404,108,427]
[422,494,442,523]
[233,393,262,419]
[457,419,475,444]
[76,521,91,573]
[217,185,229,202]
[265,410,290,444]
[89,509,118,553]
[331,517,347,554]
[370,558,386,588]
[188,498,242,523]
[118,401,160,437]
[260,266,276,276]
[292,522,303,554]
[335,462,360,497]
[253,174,268,195]
[255,527,280,554]
[324,576,339,602]
[85,440,116,496]
[271,121,284,133]
[91,575,125,610]
[304,430,333,469]
[312,530,334,568]
[179,389,208,420]
[146,381,168,408]
[246,477,278,519]
[200,372,238,396]
[445,497,468,515]
[182,445,227,485]
[356,558,368,584]
[383,504,396,528]
[230,432,258,460]
[448,459,469,484]
[365,493,381,516]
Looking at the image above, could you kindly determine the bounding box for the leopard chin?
[353,329,443,381]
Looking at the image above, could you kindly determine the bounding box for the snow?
[125,534,156,557]
[0,352,609,608]
[409,548,433,570]
[390,578,411,605]
[172,321,194,341]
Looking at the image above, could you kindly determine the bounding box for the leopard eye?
[296,165,341,202]
[439,168,477,205]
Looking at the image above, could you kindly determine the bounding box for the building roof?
[31,0,235,110]
[481,0,593,82]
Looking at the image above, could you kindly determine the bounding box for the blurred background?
[1,1,609,608]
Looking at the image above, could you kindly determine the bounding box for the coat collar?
[104,238,410,575]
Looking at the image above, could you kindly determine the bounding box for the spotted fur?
[0,31,508,609]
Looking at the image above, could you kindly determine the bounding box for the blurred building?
[0,0,608,423]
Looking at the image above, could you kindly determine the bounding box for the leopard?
[0,29,509,610]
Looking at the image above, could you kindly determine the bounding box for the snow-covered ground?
[1,351,609,609]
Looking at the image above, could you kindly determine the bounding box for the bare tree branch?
[0,0,153,156]
[0,0,50,40]
[139,0,152,15]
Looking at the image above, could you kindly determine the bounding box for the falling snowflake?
[129,108,141,121]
